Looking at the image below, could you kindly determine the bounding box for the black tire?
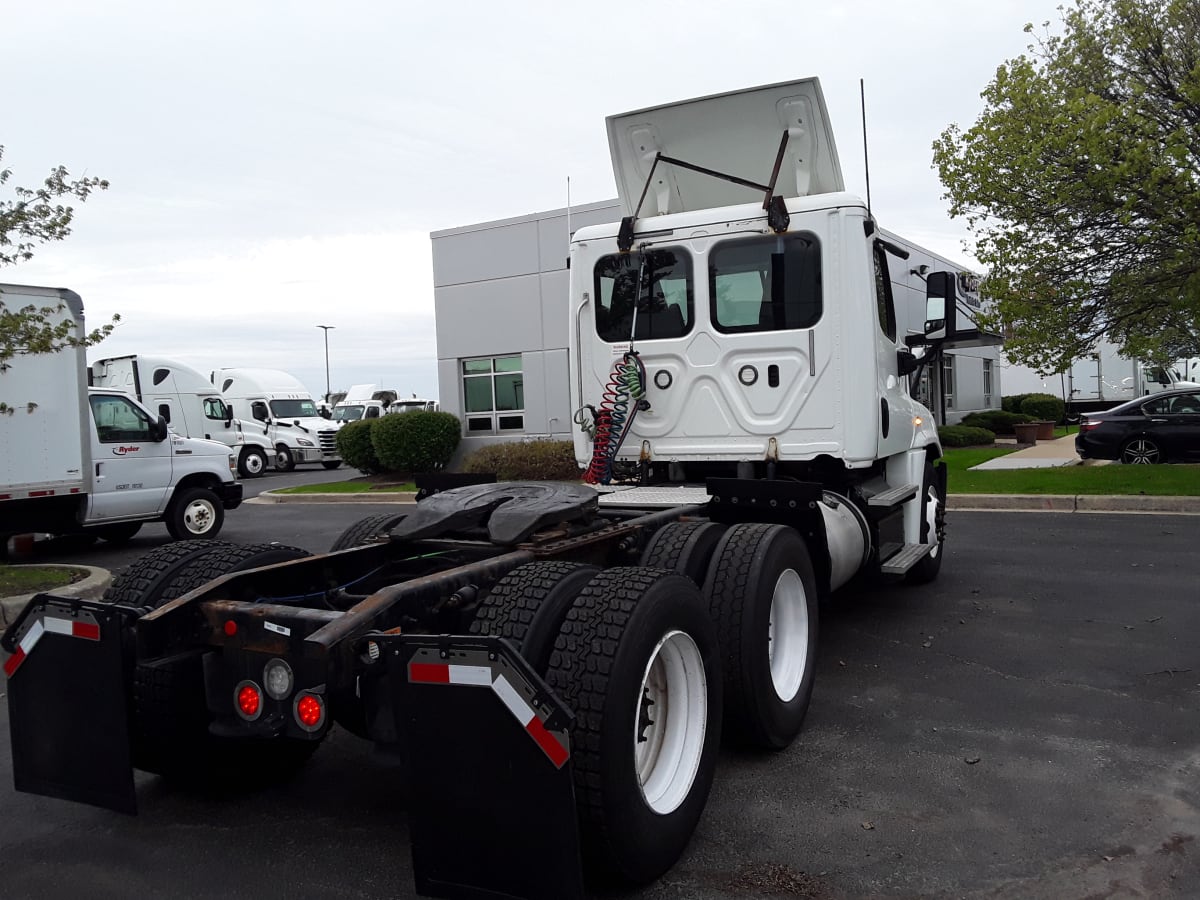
[1121,436,1162,464]
[274,445,296,472]
[639,521,727,586]
[165,486,224,540]
[545,567,721,884]
[238,446,269,478]
[906,460,946,585]
[88,522,143,544]
[321,460,341,470]
[102,539,233,607]
[155,541,312,604]
[702,523,818,750]
[329,513,407,552]
[467,561,599,674]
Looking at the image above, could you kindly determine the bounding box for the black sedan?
[1076,388,1200,464]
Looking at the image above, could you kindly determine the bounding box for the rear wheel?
[238,446,268,478]
[639,521,726,586]
[329,513,408,551]
[102,539,232,607]
[468,561,598,674]
[545,567,721,884]
[165,487,224,539]
[1121,436,1162,464]
[89,521,143,544]
[703,523,818,750]
[155,541,312,604]
[274,446,295,472]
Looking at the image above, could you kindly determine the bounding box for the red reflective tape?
[526,715,569,768]
[72,621,100,641]
[29,490,53,497]
[3,647,26,677]
[409,662,450,684]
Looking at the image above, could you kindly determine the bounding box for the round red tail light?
[293,692,325,732]
[235,680,263,720]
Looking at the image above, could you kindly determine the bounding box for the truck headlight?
[228,454,237,474]
[297,437,314,447]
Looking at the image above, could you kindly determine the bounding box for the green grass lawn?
[0,565,87,595]
[942,447,1200,494]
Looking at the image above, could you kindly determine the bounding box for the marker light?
[293,693,326,732]
[913,416,924,427]
[235,680,263,720]
[223,620,237,636]
[263,658,293,700]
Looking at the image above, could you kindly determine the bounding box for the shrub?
[960,410,1035,435]
[371,411,462,474]
[1019,392,1066,423]
[1001,393,1035,414]
[938,424,995,447]
[461,440,583,481]
[335,419,381,474]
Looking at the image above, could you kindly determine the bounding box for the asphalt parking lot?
[1,503,1197,899]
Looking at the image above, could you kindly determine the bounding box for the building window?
[982,359,994,408]
[710,233,822,333]
[942,356,956,411]
[463,355,524,433]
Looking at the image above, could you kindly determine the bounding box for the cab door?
[87,393,174,521]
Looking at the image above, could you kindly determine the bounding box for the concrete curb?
[948,494,1200,514]
[248,491,419,504]
[1,565,113,627]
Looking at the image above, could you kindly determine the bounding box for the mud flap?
[381,634,584,900]
[2,595,138,815]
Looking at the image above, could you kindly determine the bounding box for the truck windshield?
[333,405,365,422]
[594,248,692,343]
[270,399,319,419]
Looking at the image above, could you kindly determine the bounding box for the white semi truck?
[211,367,341,471]
[90,355,276,478]
[3,80,973,898]
[0,284,243,546]
[332,385,440,424]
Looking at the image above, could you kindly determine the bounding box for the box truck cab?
[0,284,243,544]
[212,368,341,471]
[91,355,275,478]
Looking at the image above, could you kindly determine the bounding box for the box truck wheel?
[166,487,224,539]
[329,513,408,551]
[321,460,341,470]
[238,446,269,478]
[906,460,947,585]
[639,521,727,586]
[274,445,296,472]
[88,521,143,544]
[703,523,818,750]
[468,560,599,674]
[545,567,721,884]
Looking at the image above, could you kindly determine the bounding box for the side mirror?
[152,415,170,442]
[897,349,920,376]
[923,271,954,341]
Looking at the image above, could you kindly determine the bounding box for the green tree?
[1,144,115,373]
[933,0,1200,373]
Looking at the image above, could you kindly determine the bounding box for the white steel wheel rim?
[768,569,809,702]
[244,451,265,475]
[924,486,941,559]
[635,629,708,816]
[182,498,216,534]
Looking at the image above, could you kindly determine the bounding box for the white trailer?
[90,355,276,477]
[211,367,341,471]
[0,284,243,544]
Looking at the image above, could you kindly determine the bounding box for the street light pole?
[316,325,335,404]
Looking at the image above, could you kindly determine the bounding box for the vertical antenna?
[860,78,872,219]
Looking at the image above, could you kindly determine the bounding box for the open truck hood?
[606,78,845,218]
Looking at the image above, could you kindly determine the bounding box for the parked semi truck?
[0,285,243,546]
[211,367,341,471]
[90,355,276,478]
[331,383,398,423]
[4,81,970,898]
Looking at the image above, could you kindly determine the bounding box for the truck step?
[867,483,919,508]
[880,542,933,575]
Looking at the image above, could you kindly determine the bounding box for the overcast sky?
[3,0,1062,401]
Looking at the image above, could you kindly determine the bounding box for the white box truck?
[90,355,276,477]
[211,367,341,471]
[0,284,243,545]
